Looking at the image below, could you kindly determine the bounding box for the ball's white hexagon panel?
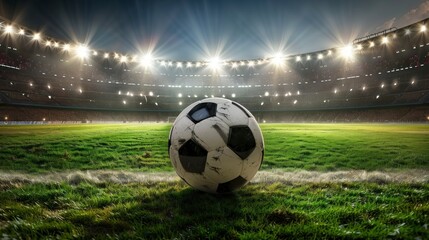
[192,117,229,152]
[204,146,244,183]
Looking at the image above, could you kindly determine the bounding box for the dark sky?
[0,0,427,60]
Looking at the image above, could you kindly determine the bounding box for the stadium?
[0,17,428,123]
[0,2,428,239]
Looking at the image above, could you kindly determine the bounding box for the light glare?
[5,25,13,34]
[75,45,89,59]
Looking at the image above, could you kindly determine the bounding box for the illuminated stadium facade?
[0,17,428,122]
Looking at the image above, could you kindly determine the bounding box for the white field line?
[0,169,428,185]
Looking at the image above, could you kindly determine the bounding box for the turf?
[0,123,428,172]
[0,181,427,239]
[0,123,428,239]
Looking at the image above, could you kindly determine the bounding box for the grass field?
[0,123,428,239]
[0,123,428,172]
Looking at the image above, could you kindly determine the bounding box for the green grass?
[0,123,428,239]
[0,181,427,239]
[0,123,428,172]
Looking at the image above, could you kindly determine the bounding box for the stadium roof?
[0,0,428,61]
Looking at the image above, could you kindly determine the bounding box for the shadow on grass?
[109,187,245,239]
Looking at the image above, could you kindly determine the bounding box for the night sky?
[0,0,428,60]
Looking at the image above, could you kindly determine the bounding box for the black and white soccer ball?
[168,98,264,193]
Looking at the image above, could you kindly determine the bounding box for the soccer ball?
[168,98,264,193]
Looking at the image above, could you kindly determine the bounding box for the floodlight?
[306,55,311,61]
[104,53,109,59]
[176,62,183,68]
[293,100,298,104]
[179,101,182,106]
[131,55,137,62]
[186,62,193,68]
[120,55,128,63]
[405,29,411,35]
[33,33,41,41]
[369,41,375,48]
[317,53,323,60]
[208,57,222,70]
[340,45,354,59]
[296,56,302,62]
[356,44,363,50]
[264,91,269,96]
[271,53,284,65]
[75,45,89,59]
[248,61,255,67]
[140,54,153,67]
[381,36,389,44]
[231,62,238,68]
[63,44,71,51]
[93,51,98,56]
[5,25,13,34]
[54,42,59,48]
[196,62,202,67]
[231,93,236,98]
[149,91,154,96]
[420,25,427,32]
[45,41,51,46]
[18,29,25,35]
[178,93,182,98]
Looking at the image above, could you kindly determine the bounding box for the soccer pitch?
[0,123,428,239]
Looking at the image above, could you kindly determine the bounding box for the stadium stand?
[0,17,428,123]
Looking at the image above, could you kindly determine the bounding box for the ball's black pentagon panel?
[187,102,217,123]
[216,176,248,193]
[227,125,256,160]
[178,139,208,173]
